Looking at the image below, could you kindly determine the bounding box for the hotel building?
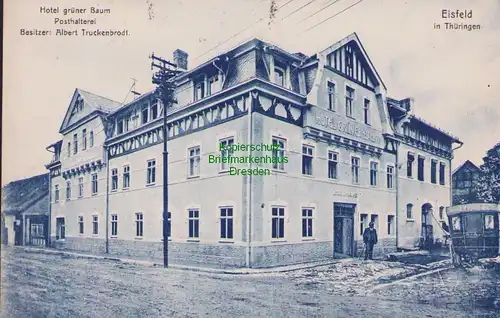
[45,33,462,268]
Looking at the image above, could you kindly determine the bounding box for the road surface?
[1,248,498,317]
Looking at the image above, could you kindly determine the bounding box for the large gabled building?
[46,33,462,268]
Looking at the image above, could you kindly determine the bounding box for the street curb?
[19,247,345,275]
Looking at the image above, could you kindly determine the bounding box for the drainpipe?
[395,144,399,250]
[450,142,464,206]
[105,147,110,254]
[47,175,52,247]
[246,93,253,268]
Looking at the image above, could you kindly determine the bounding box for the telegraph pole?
[150,53,181,268]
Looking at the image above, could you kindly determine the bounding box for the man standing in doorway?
[363,222,378,260]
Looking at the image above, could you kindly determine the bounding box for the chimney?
[173,49,188,71]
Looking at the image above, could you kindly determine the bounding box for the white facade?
[46,34,461,267]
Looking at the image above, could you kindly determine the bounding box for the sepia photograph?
[2,0,499,317]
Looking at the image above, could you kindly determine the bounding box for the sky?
[3,0,500,185]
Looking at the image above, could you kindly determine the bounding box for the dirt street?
[1,248,498,317]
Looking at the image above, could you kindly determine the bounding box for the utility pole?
[150,53,181,268]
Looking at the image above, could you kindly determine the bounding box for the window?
[371,214,379,232]
[219,137,234,171]
[82,129,87,150]
[345,86,355,118]
[111,214,118,236]
[351,156,360,184]
[67,142,71,158]
[142,105,149,124]
[89,131,94,147]
[92,215,98,235]
[123,165,130,189]
[208,75,219,95]
[327,82,336,111]
[167,212,171,238]
[407,152,414,178]
[485,215,495,230]
[117,119,124,135]
[56,217,65,240]
[188,146,201,177]
[388,215,395,235]
[363,99,371,125]
[220,207,233,239]
[439,206,445,219]
[54,185,60,202]
[360,214,368,235]
[188,209,199,238]
[406,203,413,219]
[78,216,84,234]
[73,134,78,154]
[387,165,394,189]
[66,181,71,201]
[274,67,285,86]
[431,159,437,184]
[345,45,354,77]
[31,224,44,237]
[271,207,285,239]
[194,80,205,101]
[370,162,378,186]
[302,145,313,175]
[418,156,425,181]
[147,160,156,185]
[78,177,83,198]
[272,137,286,171]
[328,151,338,179]
[302,208,313,238]
[451,216,461,231]
[151,102,158,120]
[124,117,130,132]
[439,162,446,185]
[136,213,144,237]
[91,173,98,195]
[111,169,118,191]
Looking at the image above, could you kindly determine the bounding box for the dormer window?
[151,101,158,120]
[194,77,205,101]
[117,119,124,135]
[274,67,285,87]
[208,75,219,96]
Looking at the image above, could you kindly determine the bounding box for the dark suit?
[363,228,378,260]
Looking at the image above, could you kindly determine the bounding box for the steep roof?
[452,160,480,175]
[1,173,50,216]
[59,88,122,134]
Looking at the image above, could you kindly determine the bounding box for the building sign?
[333,191,359,198]
[305,107,382,146]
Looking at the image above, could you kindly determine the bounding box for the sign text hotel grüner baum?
[45,33,462,268]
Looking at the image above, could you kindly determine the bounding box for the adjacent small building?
[1,173,50,247]
[452,160,481,205]
[45,33,462,268]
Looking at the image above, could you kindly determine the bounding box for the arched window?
[406,203,413,219]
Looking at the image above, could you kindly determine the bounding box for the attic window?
[75,97,84,112]
[274,67,285,87]
[345,45,354,78]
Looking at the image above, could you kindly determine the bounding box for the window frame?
[271,206,286,240]
[219,207,234,240]
[111,168,118,191]
[369,160,378,186]
[301,207,314,239]
[111,214,118,237]
[146,159,156,185]
[302,144,314,176]
[188,146,201,177]
[135,213,144,237]
[92,215,99,235]
[188,209,200,239]
[219,137,235,172]
[363,98,371,125]
[123,165,130,189]
[387,165,395,189]
[328,150,339,180]
[345,85,355,118]
[91,173,98,195]
[351,156,360,184]
[327,80,337,111]
[271,136,286,171]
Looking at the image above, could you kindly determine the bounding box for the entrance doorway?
[421,203,434,250]
[333,203,355,258]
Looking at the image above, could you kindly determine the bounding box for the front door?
[333,203,355,257]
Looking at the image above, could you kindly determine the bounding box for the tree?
[474,142,500,203]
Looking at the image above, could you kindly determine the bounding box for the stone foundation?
[355,238,397,258]
[51,237,396,268]
[251,241,334,268]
